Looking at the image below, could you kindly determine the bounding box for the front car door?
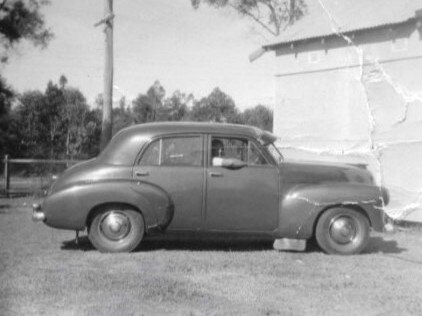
[133,134,205,230]
[205,135,280,232]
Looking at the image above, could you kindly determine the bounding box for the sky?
[2,0,276,110]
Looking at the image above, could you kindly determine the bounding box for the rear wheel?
[315,207,369,255]
[88,205,145,253]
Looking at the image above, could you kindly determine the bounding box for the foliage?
[42,81,66,158]
[0,75,13,115]
[0,75,15,158]
[12,89,45,158]
[0,0,53,62]
[132,94,155,124]
[80,108,101,158]
[132,80,166,123]
[62,86,100,159]
[190,87,241,123]
[10,76,101,160]
[2,77,274,160]
[159,90,191,122]
[191,0,307,36]
[0,0,53,159]
[112,97,133,135]
[241,104,273,131]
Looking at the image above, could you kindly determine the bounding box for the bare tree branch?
[265,1,280,35]
[229,3,277,36]
[191,0,307,37]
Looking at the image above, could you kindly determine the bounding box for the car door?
[205,135,279,232]
[133,134,205,230]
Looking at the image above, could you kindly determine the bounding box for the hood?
[49,159,132,194]
[281,160,374,185]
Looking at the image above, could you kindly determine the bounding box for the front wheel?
[315,207,370,255]
[88,205,145,253]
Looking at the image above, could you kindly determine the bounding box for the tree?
[81,109,101,158]
[13,77,101,160]
[13,90,45,158]
[132,80,166,123]
[0,0,53,62]
[190,87,241,123]
[160,90,192,121]
[62,87,91,159]
[241,104,273,131]
[0,75,15,158]
[112,96,133,135]
[59,74,68,90]
[0,0,53,159]
[191,0,307,36]
[146,80,166,121]
[132,94,155,123]
[43,81,66,158]
[0,76,13,116]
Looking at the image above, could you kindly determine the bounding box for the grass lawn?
[1,197,422,316]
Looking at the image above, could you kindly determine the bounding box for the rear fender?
[43,180,174,231]
[277,183,387,239]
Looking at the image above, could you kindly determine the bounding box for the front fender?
[42,180,174,231]
[276,183,388,239]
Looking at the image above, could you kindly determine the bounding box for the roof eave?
[262,16,418,51]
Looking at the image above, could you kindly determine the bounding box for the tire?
[315,207,370,255]
[88,205,145,253]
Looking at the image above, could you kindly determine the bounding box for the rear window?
[98,132,148,165]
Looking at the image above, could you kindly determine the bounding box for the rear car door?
[205,135,279,232]
[133,134,205,230]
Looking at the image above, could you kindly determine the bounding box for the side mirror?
[212,157,247,170]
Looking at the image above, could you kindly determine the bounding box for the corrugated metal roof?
[264,0,422,49]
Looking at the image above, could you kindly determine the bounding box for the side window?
[211,137,268,166]
[139,136,202,167]
[139,139,161,166]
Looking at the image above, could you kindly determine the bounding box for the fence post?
[4,155,10,198]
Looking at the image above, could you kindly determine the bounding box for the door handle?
[135,171,149,177]
[209,172,223,177]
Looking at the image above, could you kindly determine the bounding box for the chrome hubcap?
[329,216,357,244]
[100,211,131,241]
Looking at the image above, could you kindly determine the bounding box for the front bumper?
[370,206,394,233]
[32,203,46,222]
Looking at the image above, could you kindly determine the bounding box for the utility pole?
[95,0,114,151]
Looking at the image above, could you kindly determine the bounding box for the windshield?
[266,143,284,163]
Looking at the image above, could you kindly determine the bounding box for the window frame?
[207,134,273,168]
[136,133,205,168]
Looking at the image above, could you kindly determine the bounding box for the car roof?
[99,122,278,165]
[118,122,275,141]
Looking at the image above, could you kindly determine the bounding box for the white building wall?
[273,25,422,221]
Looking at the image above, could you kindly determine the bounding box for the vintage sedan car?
[33,122,389,254]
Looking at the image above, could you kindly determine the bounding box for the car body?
[33,122,390,254]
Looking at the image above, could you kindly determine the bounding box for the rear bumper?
[32,203,46,222]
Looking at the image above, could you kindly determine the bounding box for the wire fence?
[1,155,84,198]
